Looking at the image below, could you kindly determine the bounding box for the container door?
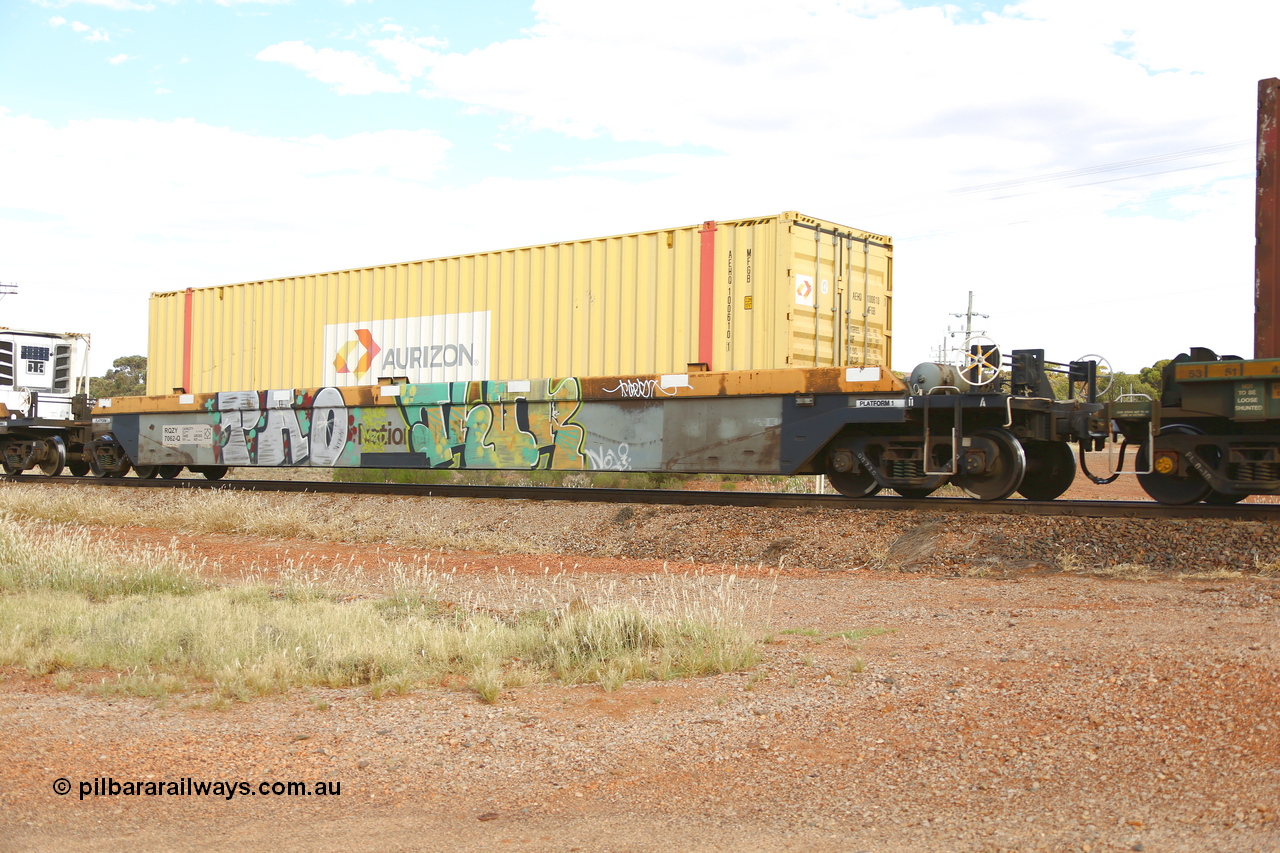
[788,225,841,368]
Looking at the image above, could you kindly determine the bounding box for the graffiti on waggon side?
[585,443,633,471]
[397,378,586,469]
[601,374,693,399]
[197,378,652,471]
[602,378,668,399]
[210,390,319,467]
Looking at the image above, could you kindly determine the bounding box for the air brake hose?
[1078,439,1127,485]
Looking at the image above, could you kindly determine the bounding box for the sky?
[0,0,1274,377]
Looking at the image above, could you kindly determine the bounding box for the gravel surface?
[1,486,1278,852]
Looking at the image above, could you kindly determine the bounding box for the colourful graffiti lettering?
[396,378,587,470]
[208,388,351,467]
[208,391,310,466]
[351,407,407,452]
[195,378,619,471]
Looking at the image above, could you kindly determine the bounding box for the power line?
[857,141,1253,225]
[989,158,1249,200]
[997,282,1252,317]
[891,166,1255,243]
[950,141,1251,196]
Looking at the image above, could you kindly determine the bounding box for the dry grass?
[0,482,534,553]
[0,517,207,599]
[846,522,946,572]
[1253,555,1280,577]
[1056,550,1152,579]
[0,520,765,703]
[1058,546,1280,580]
[1087,562,1156,580]
[1175,568,1247,580]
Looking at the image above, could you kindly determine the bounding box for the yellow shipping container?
[147,211,892,396]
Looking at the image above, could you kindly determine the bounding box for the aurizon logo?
[332,328,381,379]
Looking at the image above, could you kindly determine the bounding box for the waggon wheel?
[194,465,228,481]
[951,427,1027,501]
[158,465,184,479]
[2,461,23,475]
[86,437,131,478]
[67,455,90,477]
[134,465,159,479]
[38,437,66,477]
[1136,425,1212,506]
[826,469,881,498]
[1204,490,1246,505]
[1016,440,1077,501]
[83,441,105,477]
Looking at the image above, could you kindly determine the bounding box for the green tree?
[1043,358,1167,403]
[1137,359,1170,396]
[90,355,147,397]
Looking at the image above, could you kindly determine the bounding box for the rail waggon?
[0,327,93,477]
[4,211,1119,502]
[3,342,1115,502]
[1107,348,1280,505]
[17,337,1280,508]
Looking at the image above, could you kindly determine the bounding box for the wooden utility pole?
[1257,78,1280,358]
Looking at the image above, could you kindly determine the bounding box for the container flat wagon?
[1109,348,1280,504]
[92,351,1105,502]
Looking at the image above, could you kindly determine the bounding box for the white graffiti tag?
[585,443,633,471]
[602,375,691,398]
[602,379,662,398]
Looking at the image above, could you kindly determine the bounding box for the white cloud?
[107,53,129,64]
[33,0,157,10]
[50,18,108,40]
[256,41,408,95]
[155,87,171,95]
[369,34,445,80]
[401,0,1270,176]
[577,153,719,174]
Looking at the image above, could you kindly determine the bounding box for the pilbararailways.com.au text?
[53,777,341,801]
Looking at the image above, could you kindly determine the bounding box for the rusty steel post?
[1257,78,1280,358]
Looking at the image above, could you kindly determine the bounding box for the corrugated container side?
[776,214,892,370]
[147,212,891,396]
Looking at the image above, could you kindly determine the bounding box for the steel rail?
[6,474,1280,521]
